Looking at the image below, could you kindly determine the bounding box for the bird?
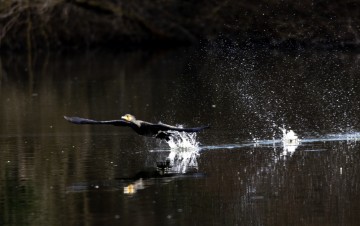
[64,114,209,140]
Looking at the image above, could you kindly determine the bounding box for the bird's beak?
[122,115,131,121]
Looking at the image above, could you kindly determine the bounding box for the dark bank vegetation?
[0,0,360,51]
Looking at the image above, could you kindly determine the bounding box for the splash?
[161,131,200,173]
[280,127,300,145]
[279,127,300,157]
[166,131,200,149]
[167,149,199,173]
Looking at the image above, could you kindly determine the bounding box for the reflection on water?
[1,48,360,225]
[167,148,199,173]
[122,145,201,195]
[123,135,200,195]
[165,131,199,173]
[123,179,144,195]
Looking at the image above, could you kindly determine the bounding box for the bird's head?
[121,114,136,122]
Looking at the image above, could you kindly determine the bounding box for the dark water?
[1,47,360,226]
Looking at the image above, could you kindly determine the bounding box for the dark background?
[1,0,360,51]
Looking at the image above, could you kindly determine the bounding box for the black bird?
[64,114,209,140]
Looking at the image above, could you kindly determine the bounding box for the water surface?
[1,47,360,225]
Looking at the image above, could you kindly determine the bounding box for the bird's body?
[64,114,209,140]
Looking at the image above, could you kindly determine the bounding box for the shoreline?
[1,0,360,52]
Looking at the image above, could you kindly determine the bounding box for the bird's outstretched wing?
[149,123,210,140]
[152,123,210,133]
[64,116,130,126]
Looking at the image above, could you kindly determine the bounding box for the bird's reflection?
[68,133,203,195]
[123,146,200,195]
[156,159,172,174]
[67,147,204,195]
[123,178,144,194]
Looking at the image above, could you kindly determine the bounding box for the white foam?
[280,127,300,145]
[166,131,199,149]
[164,131,200,173]
[167,149,199,173]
